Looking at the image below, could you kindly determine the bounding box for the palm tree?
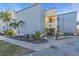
[0,11,14,30]
[10,20,24,35]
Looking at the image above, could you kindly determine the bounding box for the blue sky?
[0,3,79,13]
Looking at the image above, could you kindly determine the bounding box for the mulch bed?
[0,33,6,36]
[9,35,48,44]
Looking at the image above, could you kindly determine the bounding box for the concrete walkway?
[0,36,79,56]
[0,36,78,52]
[32,36,79,56]
[0,36,54,51]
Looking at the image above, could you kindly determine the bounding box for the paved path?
[32,36,79,56]
[0,36,79,56]
[0,36,53,51]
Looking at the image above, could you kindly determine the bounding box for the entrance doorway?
[45,16,56,36]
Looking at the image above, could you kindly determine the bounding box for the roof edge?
[45,7,56,11]
[16,3,41,13]
[57,11,77,16]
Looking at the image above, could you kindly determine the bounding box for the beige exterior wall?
[45,9,57,31]
[45,16,56,28]
[45,9,57,16]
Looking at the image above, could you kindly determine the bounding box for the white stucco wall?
[0,19,3,32]
[16,4,45,34]
[58,12,77,33]
[0,19,7,32]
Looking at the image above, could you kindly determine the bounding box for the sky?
[0,3,79,13]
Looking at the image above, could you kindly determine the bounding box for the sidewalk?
[0,36,78,52]
[0,36,79,56]
[0,36,52,51]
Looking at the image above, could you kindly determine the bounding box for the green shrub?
[35,31,41,40]
[46,29,52,36]
[4,30,16,36]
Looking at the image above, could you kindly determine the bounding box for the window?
[49,18,52,23]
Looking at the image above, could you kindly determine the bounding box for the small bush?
[46,28,52,36]
[4,30,16,36]
[35,31,41,40]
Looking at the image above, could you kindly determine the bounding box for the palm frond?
[10,22,18,28]
[18,21,24,25]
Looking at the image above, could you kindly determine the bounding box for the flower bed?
[9,35,48,44]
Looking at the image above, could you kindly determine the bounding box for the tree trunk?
[17,27,20,35]
[6,21,9,30]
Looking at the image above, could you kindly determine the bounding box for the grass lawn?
[0,40,34,56]
[0,40,9,46]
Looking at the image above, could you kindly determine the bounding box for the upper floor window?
[49,18,52,23]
